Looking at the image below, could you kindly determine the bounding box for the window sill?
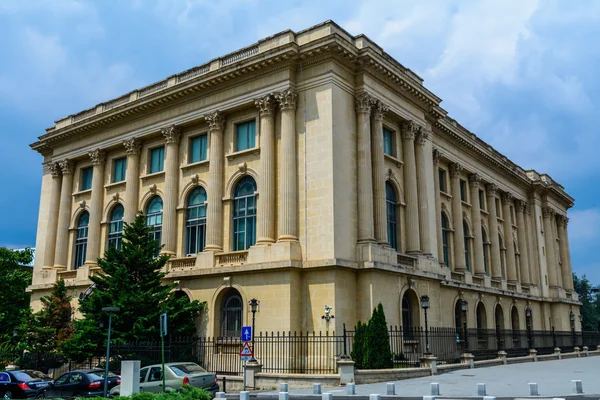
[141,171,166,181]
[72,189,92,198]
[480,209,489,216]
[384,154,403,167]
[226,147,260,160]
[104,181,126,190]
[181,160,209,171]
[461,200,471,208]
[440,191,452,200]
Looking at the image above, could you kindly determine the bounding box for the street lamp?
[420,295,431,355]
[248,298,259,362]
[461,300,468,353]
[525,307,533,350]
[322,305,335,333]
[102,307,120,398]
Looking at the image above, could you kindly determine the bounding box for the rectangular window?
[189,134,208,163]
[460,180,467,202]
[439,169,447,193]
[81,167,93,191]
[496,198,501,218]
[383,127,394,156]
[150,146,165,174]
[479,189,485,210]
[235,120,256,152]
[113,158,127,183]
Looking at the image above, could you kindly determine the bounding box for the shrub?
[350,321,366,369]
[117,385,212,400]
[363,303,393,369]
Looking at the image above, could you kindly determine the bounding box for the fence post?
[342,323,349,359]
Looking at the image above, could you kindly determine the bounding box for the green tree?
[573,272,600,331]
[0,247,33,344]
[62,213,206,360]
[350,321,366,369]
[363,303,393,369]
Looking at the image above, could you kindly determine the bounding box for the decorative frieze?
[123,138,141,155]
[205,111,226,132]
[161,125,181,144]
[255,94,276,116]
[88,149,106,165]
[59,159,73,175]
[276,89,298,111]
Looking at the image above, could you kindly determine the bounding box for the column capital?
[88,149,106,165]
[468,173,481,187]
[276,89,298,111]
[486,183,498,196]
[415,128,429,146]
[524,203,532,215]
[255,94,277,116]
[401,120,422,141]
[515,199,527,213]
[162,125,181,144]
[48,162,61,178]
[355,92,375,114]
[372,100,388,121]
[542,206,556,218]
[123,137,142,155]
[432,148,442,163]
[59,159,74,175]
[205,111,226,132]
[449,162,462,177]
[501,191,513,204]
[557,214,569,227]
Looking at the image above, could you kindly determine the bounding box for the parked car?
[0,370,53,399]
[36,370,120,399]
[110,362,218,396]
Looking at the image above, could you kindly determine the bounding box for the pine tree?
[61,213,206,360]
[363,303,393,369]
[350,321,366,369]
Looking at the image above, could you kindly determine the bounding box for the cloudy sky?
[1,0,598,283]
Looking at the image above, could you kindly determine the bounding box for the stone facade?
[28,21,580,337]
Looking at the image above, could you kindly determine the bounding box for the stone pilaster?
[85,149,106,265]
[433,149,444,262]
[43,163,62,268]
[401,121,421,253]
[161,125,181,255]
[525,202,541,286]
[415,129,432,255]
[371,100,389,245]
[486,184,502,280]
[123,138,141,223]
[276,89,299,242]
[255,94,277,244]
[543,207,560,289]
[502,192,517,283]
[355,93,376,244]
[515,200,531,286]
[53,159,74,269]
[449,163,465,271]
[469,174,485,275]
[557,215,573,290]
[205,111,226,251]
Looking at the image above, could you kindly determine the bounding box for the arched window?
[441,213,450,267]
[221,291,243,337]
[186,187,207,255]
[476,302,487,330]
[482,228,489,274]
[499,234,506,278]
[146,196,163,243]
[386,182,398,251]
[495,304,504,329]
[511,307,519,331]
[108,204,124,250]
[463,220,471,272]
[74,211,89,269]
[232,176,257,251]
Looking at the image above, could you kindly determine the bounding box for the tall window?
[441,213,450,267]
[190,134,208,163]
[150,147,165,173]
[81,167,93,191]
[386,182,398,251]
[460,180,467,201]
[235,120,256,152]
[463,220,471,271]
[74,211,89,269]
[482,228,489,274]
[221,291,243,337]
[113,158,127,183]
[186,187,207,255]
[402,295,413,339]
[479,189,485,210]
[108,204,124,250]
[383,127,394,156]
[439,169,447,193]
[146,196,163,243]
[232,176,257,251]
[495,198,502,218]
[499,234,506,278]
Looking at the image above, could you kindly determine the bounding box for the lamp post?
[461,300,468,353]
[102,307,120,398]
[248,298,259,362]
[570,311,576,347]
[420,295,431,355]
[525,307,533,350]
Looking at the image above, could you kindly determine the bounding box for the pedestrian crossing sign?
[239,342,253,360]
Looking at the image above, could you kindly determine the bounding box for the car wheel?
[35,393,45,399]
[3,391,12,400]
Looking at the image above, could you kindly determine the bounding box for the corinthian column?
[433,149,444,261]
[469,174,485,275]
[371,100,388,245]
[205,111,226,251]
[123,138,141,223]
[276,89,299,242]
[43,163,62,268]
[557,215,573,290]
[355,93,376,244]
[85,149,106,265]
[502,192,517,283]
[543,207,560,289]
[449,163,465,271]
[53,159,74,269]
[515,200,531,285]
[255,94,277,244]
[415,129,432,255]
[486,184,502,279]
[401,121,420,253]
[161,125,181,255]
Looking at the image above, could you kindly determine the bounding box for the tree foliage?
[350,321,366,369]
[573,272,600,331]
[0,247,33,344]
[351,303,393,369]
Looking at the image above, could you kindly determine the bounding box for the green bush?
[350,321,366,369]
[363,303,393,369]
[117,385,212,400]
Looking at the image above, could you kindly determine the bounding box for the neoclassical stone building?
[29,21,580,338]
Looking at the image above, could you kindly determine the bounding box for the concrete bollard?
[313,384,322,395]
[483,397,496,400]
[240,391,250,400]
[279,383,288,393]
[215,393,225,399]
[346,383,356,395]
[279,392,289,400]
[387,383,396,395]
[423,397,436,400]
[322,393,333,400]
[529,383,539,396]
[477,383,487,396]
[572,380,583,394]
[369,395,381,400]
[431,383,440,396]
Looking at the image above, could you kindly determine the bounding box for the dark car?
[0,370,54,399]
[36,370,120,399]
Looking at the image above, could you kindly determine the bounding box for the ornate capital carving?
[557,214,569,227]
[415,129,429,146]
[59,159,73,175]
[372,100,388,121]
[515,200,527,213]
[255,94,276,117]
[48,162,61,178]
[524,203,532,215]
[432,148,442,164]
[88,149,106,165]
[468,173,481,187]
[501,192,513,204]
[449,162,462,177]
[161,125,181,144]
[123,138,142,155]
[276,89,298,111]
[485,183,497,196]
[400,120,421,141]
[205,111,226,132]
[542,206,555,218]
[355,92,374,114]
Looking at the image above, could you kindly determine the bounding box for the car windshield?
[169,364,206,376]
[13,371,49,381]
[88,371,118,380]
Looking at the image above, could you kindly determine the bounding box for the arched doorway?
[495,304,505,350]
[511,307,520,331]
[454,300,467,347]
[476,303,487,330]
[401,290,420,339]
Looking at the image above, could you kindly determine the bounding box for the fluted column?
[276,89,299,242]
[515,200,531,286]
[486,184,502,279]
[371,100,389,245]
[161,125,181,255]
[255,94,277,244]
[433,149,444,261]
[123,138,141,223]
[43,162,62,268]
[502,192,517,283]
[543,207,560,289]
[557,215,573,290]
[205,111,226,252]
[85,149,106,265]
[449,163,465,271]
[401,121,421,253]
[355,93,376,244]
[469,174,485,275]
[53,159,74,269]
[525,203,540,286]
[415,129,432,255]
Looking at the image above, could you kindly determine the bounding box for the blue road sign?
[241,326,252,342]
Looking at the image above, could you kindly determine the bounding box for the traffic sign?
[241,326,252,342]
[239,342,253,360]
[160,312,168,337]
